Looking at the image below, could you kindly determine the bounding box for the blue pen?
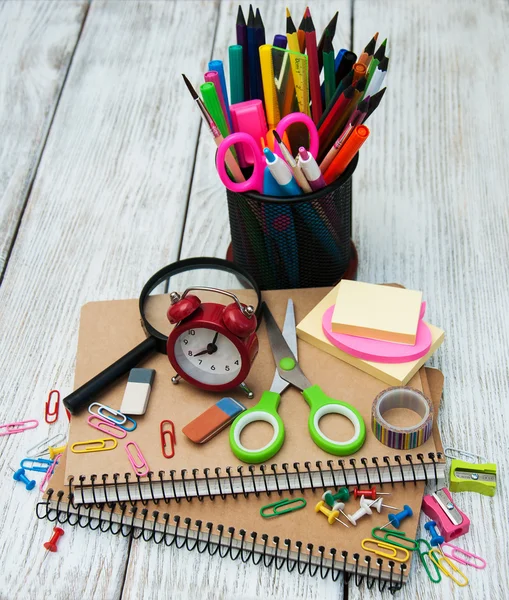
[263,148,302,197]
[334,48,347,73]
[208,59,233,132]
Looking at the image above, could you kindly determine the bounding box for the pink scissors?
[216,133,265,193]
[216,113,320,194]
[272,112,319,162]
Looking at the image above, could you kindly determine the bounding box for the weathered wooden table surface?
[0,1,507,598]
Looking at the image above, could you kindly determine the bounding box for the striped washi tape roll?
[371,387,434,450]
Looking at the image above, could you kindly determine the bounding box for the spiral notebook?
[66,288,446,505]
[39,368,445,591]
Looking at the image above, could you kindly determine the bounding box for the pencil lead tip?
[286,6,290,18]
[273,130,282,144]
[374,32,379,40]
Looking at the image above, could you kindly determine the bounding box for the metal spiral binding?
[36,488,406,594]
[71,452,442,507]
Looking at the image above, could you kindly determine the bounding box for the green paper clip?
[260,497,307,518]
[416,539,441,583]
[449,459,497,496]
[371,527,418,552]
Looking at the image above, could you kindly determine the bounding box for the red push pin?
[43,527,64,553]
[353,486,391,500]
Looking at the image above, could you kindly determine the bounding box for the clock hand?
[193,335,220,357]
[193,349,209,357]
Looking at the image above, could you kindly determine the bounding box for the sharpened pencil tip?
[286,7,290,18]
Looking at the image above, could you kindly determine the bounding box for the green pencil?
[322,35,336,107]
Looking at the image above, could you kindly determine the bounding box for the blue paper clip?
[117,415,137,432]
[20,457,53,472]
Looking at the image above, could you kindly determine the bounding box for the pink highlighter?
[230,100,268,168]
[298,147,326,191]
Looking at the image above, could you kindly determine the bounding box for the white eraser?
[120,368,155,415]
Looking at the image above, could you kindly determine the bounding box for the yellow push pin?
[315,501,349,527]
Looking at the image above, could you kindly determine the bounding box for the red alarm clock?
[166,287,258,393]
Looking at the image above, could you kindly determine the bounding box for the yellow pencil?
[286,7,300,53]
[259,44,280,129]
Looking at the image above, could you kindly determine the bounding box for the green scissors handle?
[303,384,366,455]
[229,390,285,464]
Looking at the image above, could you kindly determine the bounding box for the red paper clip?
[160,420,176,459]
[45,390,60,424]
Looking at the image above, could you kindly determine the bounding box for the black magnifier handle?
[63,336,159,415]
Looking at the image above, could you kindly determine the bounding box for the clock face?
[173,327,243,386]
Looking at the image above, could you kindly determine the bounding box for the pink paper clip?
[45,390,60,424]
[40,453,62,492]
[0,419,39,437]
[87,415,127,439]
[441,543,486,569]
[125,441,149,477]
[160,420,176,459]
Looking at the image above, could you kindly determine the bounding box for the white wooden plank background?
[0,0,508,598]
[0,0,88,278]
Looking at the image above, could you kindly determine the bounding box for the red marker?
[298,147,326,191]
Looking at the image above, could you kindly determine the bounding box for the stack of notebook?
[39,287,446,592]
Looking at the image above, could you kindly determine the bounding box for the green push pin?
[322,487,350,508]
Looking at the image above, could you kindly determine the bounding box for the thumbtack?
[49,444,67,460]
[353,486,390,500]
[331,500,349,521]
[322,487,350,508]
[315,501,349,527]
[346,495,373,526]
[44,527,65,552]
[380,504,413,530]
[10,466,36,490]
[367,497,400,513]
[424,520,445,547]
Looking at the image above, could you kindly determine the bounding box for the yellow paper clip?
[429,548,469,587]
[71,437,118,454]
[361,539,410,563]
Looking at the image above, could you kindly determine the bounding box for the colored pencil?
[246,6,258,100]
[365,55,389,97]
[318,69,353,129]
[364,43,385,96]
[317,83,355,155]
[358,33,378,68]
[297,7,309,53]
[317,11,339,71]
[363,87,386,122]
[304,12,322,125]
[322,35,336,107]
[236,6,249,100]
[255,8,265,44]
[286,7,300,53]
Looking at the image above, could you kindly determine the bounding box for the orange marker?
[352,62,367,84]
[323,125,370,184]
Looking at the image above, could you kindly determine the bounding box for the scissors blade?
[265,302,311,392]
[268,300,295,394]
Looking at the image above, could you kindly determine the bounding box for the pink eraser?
[230,100,268,167]
[422,487,470,542]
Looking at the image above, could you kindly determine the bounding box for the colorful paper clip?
[441,543,486,569]
[71,438,117,453]
[87,414,127,439]
[160,420,176,459]
[40,453,62,492]
[0,419,38,437]
[361,539,410,563]
[117,415,137,432]
[449,459,497,496]
[260,497,307,518]
[44,390,60,424]
[88,402,127,425]
[416,539,441,583]
[371,527,418,551]
[20,457,53,472]
[428,548,469,587]
[26,433,66,457]
[125,441,150,476]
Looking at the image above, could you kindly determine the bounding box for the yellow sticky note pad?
[331,280,423,345]
[297,283,444,387]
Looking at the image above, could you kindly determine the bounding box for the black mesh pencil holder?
[226,153,358,290]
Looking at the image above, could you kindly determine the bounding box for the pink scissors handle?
[216,133,265,193]
[274,112,319,161]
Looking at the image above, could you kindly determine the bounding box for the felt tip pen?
[298,147,326,191]
[263,148,302,196]
[273,130,312,193]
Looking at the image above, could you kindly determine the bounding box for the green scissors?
[229,300,366,464]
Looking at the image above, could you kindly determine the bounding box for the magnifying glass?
[63,257,262,414]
